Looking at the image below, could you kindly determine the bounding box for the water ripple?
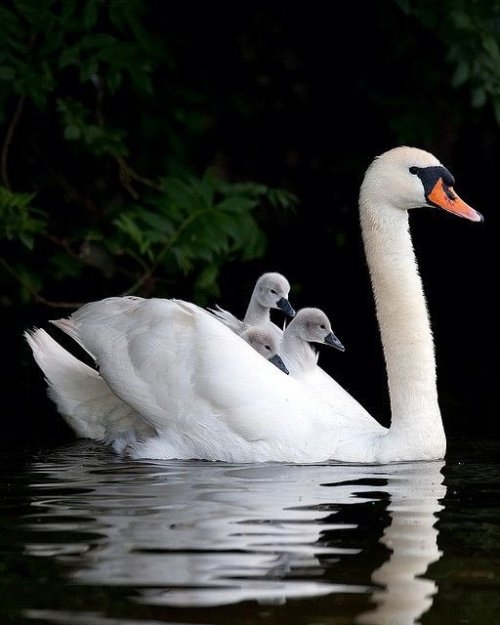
[0,441,445,625]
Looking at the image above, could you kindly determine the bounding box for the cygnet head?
[241,326,289,374]
[254,272,295,317]
[360,146,482,222]
[286,307,345,351]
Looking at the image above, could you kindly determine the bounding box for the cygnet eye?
[320,324,326,330]
[270,289,277,295]
[265,344,271,351]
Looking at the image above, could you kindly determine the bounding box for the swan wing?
[64,298,295,435]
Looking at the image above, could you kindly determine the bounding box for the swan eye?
[409,166,419,175]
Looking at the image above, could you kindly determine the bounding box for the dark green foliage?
[0,186,45,249]
[1,0,499,312]
[0,0,296,308]
[396,0,500,122]
[112,172,295,301]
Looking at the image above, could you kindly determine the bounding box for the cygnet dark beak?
[276,297,295,318]
[268,353,289,375]
[324,332,345,352]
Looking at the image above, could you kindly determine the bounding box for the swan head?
[254,272,295,316]
[360,146,483,222]
[286,307,345,352]
[240,326,289,374]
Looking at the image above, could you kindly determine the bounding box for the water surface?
[1,438,500,625]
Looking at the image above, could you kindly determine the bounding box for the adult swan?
[26,146,483,463]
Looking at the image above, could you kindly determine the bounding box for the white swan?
[26,146,482,463]
[208,271,295,340]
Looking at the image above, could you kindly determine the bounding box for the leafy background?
[1,0,499,442]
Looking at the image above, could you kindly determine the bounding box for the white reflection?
[356,460,445,625]
[24,444,445,624]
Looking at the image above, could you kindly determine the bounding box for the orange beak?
[428,178,483,222]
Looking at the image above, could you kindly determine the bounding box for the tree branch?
[0,256,84,309]
[1,95,26,190]
[114,154,164,199]
[122,206,208,295]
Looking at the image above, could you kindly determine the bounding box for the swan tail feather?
[24,328,154,444]
[49,317,96,360]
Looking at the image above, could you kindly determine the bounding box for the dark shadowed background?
[1,1,498,445]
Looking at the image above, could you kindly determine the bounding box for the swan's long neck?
[360,201,445,454]
[280,330,318,376]
[243,294,269,326]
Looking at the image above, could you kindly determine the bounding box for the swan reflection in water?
[25,444,445,625]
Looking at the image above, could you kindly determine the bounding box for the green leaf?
[39,23,63,56]
[79,57,99,82]
[0,66,15,80]
[83,0,99,30]
[267,188,298,210]
[59,46,80,69]
[109,0,128,33]
[64,124,81,140]
[471,87,487,108]
[19,231,34,249]
[49,251,83,279]
[5,33,28,54]
[482,35,500,63]
[61,0,77,21]
[137,209,174,235]
[216,196,258,213]
[195,264,219,291]
[126,65,153,94]
[80,33,116,49]
[218,181,268,197]
[0,7,21,34]
[107,68,122,92]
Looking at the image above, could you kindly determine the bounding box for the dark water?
[1,438,500,625]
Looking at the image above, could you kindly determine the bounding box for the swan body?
[26,146,482,463]
[208,271,295,341]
